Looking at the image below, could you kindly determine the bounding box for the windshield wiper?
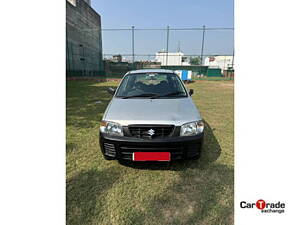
[150,91,186,99]
[121,93,159,99]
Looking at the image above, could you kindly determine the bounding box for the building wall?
[204,56,233,71]
[66,0,104,76]
[67,0,76,6]
[82,0,91,5]
[155,52,190,66]
[67,0,90,6]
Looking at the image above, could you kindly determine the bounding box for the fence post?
[166,26,169,66]
[200,25,206,66]
[231,48,235,80]
[132,26,135,69]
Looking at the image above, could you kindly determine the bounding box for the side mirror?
[107,87,115,95]
[189,89,194,96]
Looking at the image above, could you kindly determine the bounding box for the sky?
[92,0,234,60]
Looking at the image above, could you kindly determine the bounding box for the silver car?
[99,69,204,161]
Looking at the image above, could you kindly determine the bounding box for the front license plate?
[133,152,171,161]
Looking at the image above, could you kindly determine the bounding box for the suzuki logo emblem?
[147,129,155,136]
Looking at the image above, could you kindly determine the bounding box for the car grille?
[127,125,175,139]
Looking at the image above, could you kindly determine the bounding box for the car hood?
[103,97,201,126]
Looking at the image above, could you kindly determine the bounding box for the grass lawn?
[66,80,234,225]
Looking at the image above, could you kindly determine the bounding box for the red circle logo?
[256,199,266,209]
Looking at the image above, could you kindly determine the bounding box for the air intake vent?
[104,143,116,157]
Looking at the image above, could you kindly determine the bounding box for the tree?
[190,56,201,65]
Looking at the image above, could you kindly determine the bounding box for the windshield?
[115,73,188,98]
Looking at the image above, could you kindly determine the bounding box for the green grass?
[66,80,234,225]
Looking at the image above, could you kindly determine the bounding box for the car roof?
[126,69,175,75]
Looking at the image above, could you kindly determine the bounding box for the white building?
[155,51,190,66]
[204,56,234,71]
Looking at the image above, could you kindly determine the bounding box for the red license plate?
[133,152,171,161]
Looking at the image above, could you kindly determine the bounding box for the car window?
[115,73,187,98]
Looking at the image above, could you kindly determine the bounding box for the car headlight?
[180,120,204,136]
[100,121,123,136]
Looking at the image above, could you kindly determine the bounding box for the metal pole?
[200,25,206,65]
[166,26,169,66]
[132,26,135,68]
[231,48,235,80]
[232,48,235,68]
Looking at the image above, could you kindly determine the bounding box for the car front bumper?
[99,132,204,161]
